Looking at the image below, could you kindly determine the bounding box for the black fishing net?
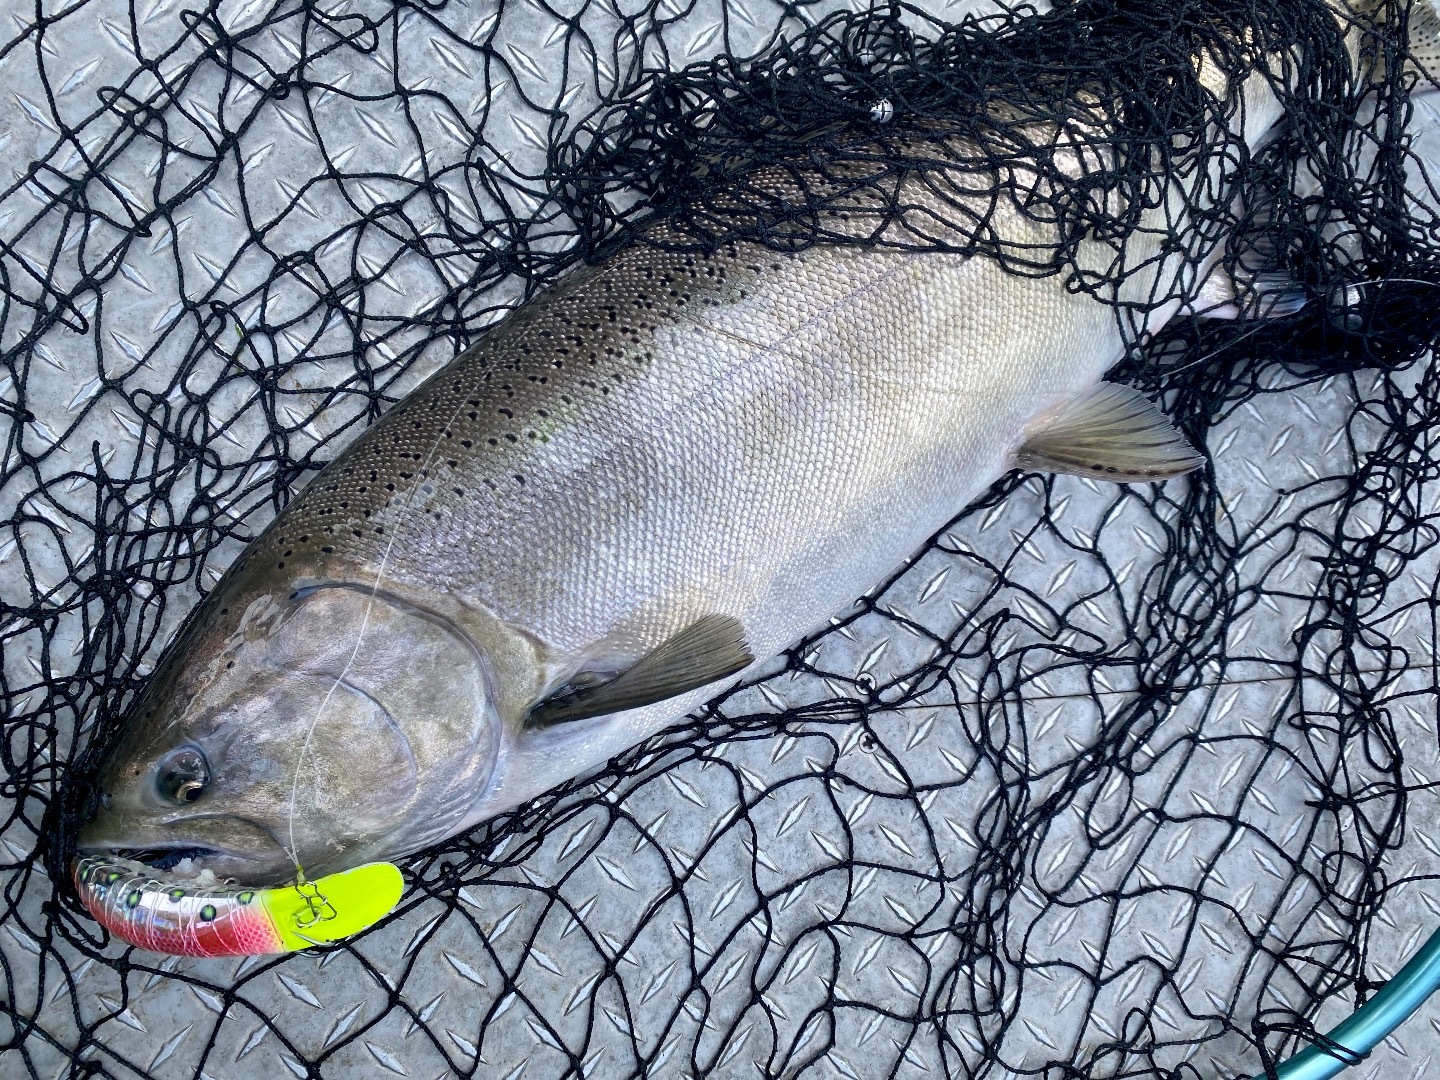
[4,0,1440,1076]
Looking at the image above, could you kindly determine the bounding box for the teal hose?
[1250,926,1440,1080]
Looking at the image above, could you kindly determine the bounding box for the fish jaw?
[76,812,298,886]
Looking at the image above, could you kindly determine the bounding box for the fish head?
[79,581,502,886]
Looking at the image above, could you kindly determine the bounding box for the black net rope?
[4,0,1440,1077]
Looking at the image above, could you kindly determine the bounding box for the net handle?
[1253,924,1440,1079]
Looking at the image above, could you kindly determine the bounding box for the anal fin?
[1016,383,1204,482]
[525,614,754,728]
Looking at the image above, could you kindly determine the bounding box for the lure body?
[73,856,403,957]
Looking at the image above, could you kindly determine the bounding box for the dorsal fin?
[524,615,753,728]
[1015,383,1203,482]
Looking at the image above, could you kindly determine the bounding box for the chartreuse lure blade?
[1252,926,1440,1080]
[73,855,403,957]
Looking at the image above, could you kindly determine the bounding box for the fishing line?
[280,357,499,876]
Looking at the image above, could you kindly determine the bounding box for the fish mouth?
[108,845,225,874]
[77,820,296,885]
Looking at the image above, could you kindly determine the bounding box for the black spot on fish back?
[208,236,788,587]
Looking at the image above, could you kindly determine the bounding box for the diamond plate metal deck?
[3,1,1440,1079]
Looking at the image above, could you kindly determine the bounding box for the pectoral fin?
[1016,383,1203,482]
[524,614,754,728]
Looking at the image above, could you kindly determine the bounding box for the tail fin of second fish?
[1333,0,1440,87]
[1407,0,1440,79]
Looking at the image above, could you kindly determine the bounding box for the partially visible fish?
[73,0,1436,954]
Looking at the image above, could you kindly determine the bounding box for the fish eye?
[156,746,209,804]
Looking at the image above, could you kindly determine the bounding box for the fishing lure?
[72,855,403,956]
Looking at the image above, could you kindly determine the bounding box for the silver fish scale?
[5,0,1440,1078]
